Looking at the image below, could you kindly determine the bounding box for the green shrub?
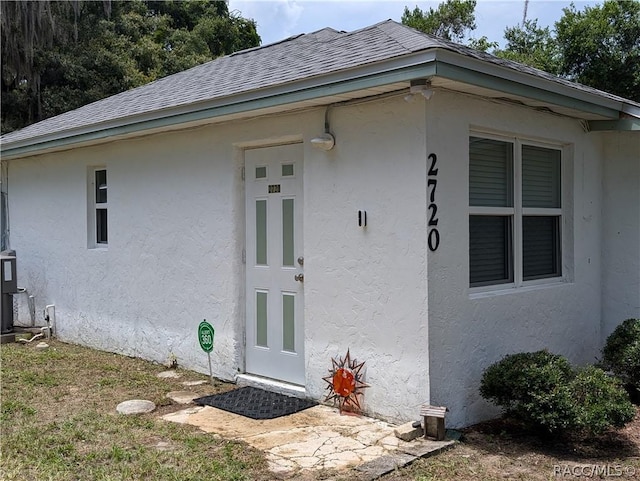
[480,350,635,436]
[480,351,576,433]
[601,318,640,396]
[570,366,636,435]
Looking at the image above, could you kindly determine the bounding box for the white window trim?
[88,166,108,249]
[469,132,567,294]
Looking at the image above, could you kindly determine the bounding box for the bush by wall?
[601,318,640,399]
[570,366,636,434]
[480,350,635,436]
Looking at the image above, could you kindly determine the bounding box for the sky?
[227,0,601,47]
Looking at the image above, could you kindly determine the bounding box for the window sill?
[469,278,569,299]
[88,245,108,251]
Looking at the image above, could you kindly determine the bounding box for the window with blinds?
[522,145,561,280]
[95,169,108,245]
[522,145,561,208]
[469,136,562,288]
[88,167,108,248]
[470,216,513,285]
[469,138,513,208]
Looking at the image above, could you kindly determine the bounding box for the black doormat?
[194,386,317,420]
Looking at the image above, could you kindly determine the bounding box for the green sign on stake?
[198,320,215,385]
[198,320,214,353]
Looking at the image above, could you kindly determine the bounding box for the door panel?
[245,143,304,385]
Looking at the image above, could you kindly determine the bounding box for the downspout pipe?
[1,159,9,251]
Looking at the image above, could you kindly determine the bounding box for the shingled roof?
[2,20,638,152]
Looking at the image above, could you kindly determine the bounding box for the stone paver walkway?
[163,404,455,476]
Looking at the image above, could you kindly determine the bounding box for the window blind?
[469,137,513,207]
[523,216,561,279]
[470,216,513,285]
[522,145,561,208]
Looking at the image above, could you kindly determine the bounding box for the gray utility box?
[1,254,17,294]
[1,252,17,334]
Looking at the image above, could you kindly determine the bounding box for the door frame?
[240,139,305,385]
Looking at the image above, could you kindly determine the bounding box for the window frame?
[88,167,108,248]
[469,132,565,292]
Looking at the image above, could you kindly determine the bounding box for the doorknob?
[297,256,304,266]
[294,274,304,282]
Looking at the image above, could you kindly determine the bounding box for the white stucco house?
[1,20,639,427]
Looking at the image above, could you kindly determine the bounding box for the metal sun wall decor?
[323,349,370,414]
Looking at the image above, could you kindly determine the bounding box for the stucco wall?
[426,91,604,427]
[9,129,245,380]
[303,97,429,421]
[9,95,430,422]
[601,131,640,336]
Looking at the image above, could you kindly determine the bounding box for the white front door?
[245,143,305,385]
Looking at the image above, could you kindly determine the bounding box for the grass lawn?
[0,339,270,481]
[2,339,639,480]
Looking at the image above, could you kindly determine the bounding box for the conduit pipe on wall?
[310,106,336,151]
[13,299,55,342]
[0,159,9,251]
[14,287,36,326]
[44,304,56,338]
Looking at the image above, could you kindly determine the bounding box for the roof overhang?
[2,48,636,160]
[588,118,640,131]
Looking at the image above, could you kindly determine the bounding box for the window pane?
[283,294,295,352]
[282,164,294,177]
[256,291,268,347]
[470,216,513,286]
[256,200,267,265]
[469,137,513,207]
[523,216,561,280]
[522,145,561,208]
[282,199,294,267]
[96,208,108,244]
[95,170,107,204]
[255,166,267,179]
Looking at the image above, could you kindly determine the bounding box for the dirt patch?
[464,414,640,460]
[381,409,640,481]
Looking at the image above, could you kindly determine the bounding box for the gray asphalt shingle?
[2,20,636,146]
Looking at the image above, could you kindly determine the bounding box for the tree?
[401,0,477,43]
[494,0,640,101]
[555,0,640,102]
[402,0,639,101]
[1,0,260,134]
[495,20,561,74]
[1,1,74,131]
[467,36,498,52]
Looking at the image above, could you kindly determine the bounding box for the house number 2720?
[427,153,440,251]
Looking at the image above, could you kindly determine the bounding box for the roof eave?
[622,103,640,119]
[588,119,640,131]
[433,49,627,119]
[0,51,440,160]
[2,48,634,160]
